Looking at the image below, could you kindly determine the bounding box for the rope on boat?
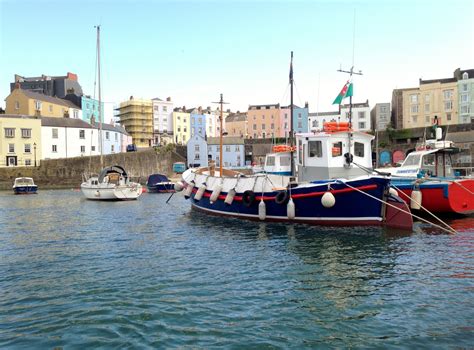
[335,180,457,235]
[390,183,457,234]
[452,180,474,195]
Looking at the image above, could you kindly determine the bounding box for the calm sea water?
[0,190,473,349]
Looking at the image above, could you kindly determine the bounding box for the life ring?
[242,190,256,207]
[275,190,289,205]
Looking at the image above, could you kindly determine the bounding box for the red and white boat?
[376,129,474,215]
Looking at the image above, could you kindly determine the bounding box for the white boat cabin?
[296,130,374,181]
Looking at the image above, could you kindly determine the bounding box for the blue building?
[189,107,207,138]
[82,96,104,123]
[207,137,245,168]
[293,103,309,134]
[186,134,208,167]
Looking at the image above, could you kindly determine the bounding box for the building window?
[359,122,366,129]
[235,145,240,151]
[297,121,302,128]
[80,146,85,153]
[462,84,468,92]
[462,72,469,80]
[225,146,231,152]
[308,141,322,158]
[52,128,58,139]
[52,145,57,153]
[424,103,430,113]
[115,133,118,141]
[358,111,365,119]
[15,101,19,110]
[425,115,430,123]
[24,144,31,153]
[461,94,469,103]
[411,116,417,123]
[271,123,274,129]
[443,90,453,100]
[9,144,15,153]
[92,146,96,151]
[444,101,453,111]
[411,105,419,113]
[195,145,200,152]
[354,142,364,157]
[195,153,200,160]
[163,106,167,112]
[49,105,53,113]
[111,145,115,152]
[25,159,31,166]
[79,130,85,139]
[253,124,257,130]
[184,127,187,132]
[298,113,302,119]
[410,94,418,104]
[285,113,288,119]
[21,128,32,138]
[106,131,110,140]
[261,124,265,130]
[178,127,181,132]
[154,105,158,111]
[73,110,79,118]
[35,100,42,111]
[380,106,387,113]
[4,128,15,138]
[461,105,470,114]
[447,113,452,121]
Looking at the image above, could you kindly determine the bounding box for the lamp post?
[33,142,37,167]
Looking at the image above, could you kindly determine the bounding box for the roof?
[225,113,247,122]
[308,111,339,117]
[207,136,245,145]
[248,103,280,110]
[20,89,78,108]
[41,117,94,128]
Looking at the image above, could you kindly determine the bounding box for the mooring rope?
[336,180,457,235]
[390,183,457,234]
[452,180,474,195]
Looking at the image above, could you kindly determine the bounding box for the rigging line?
[390,183,457,234]
[352,9,356,67]
[335,179,457,235]
[293,80,304,108]
[279,83,290,106]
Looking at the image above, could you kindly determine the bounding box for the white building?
[207,137,245,168]
[340,100,371,131]
[41,117,131,160]
[308,111,340,131]
[152,97,174,145]
[186,134,208,167]
[41,117,97,159]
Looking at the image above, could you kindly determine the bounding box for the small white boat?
[13,177,38,194]
[81,165,142,200]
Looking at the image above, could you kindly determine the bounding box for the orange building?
[246,104,280,139]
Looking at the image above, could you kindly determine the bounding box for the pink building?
[247,104,281,139]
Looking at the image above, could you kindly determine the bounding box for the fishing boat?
[376,128,474,215]
[176,53,413,230]
[81,165,142,200]
[146,173,175,193]
[13,177,38,194]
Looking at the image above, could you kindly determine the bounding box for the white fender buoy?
[389,187,398,197]
[410,189,422,210]
[174,181,184,192]
[321,192,336,208]
[184,182,194,199]
[224,189,236,205]
[210,184,223,204]
[194,184,207,201]
[258,199,266,221]
[287,198,295,220]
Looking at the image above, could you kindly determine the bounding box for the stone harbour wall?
[0,149,185,190]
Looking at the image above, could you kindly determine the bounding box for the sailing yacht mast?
[95,25,103,168]
[213,94,228,175]
[289,51,295,179]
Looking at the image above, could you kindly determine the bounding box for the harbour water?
[1,190,473,348]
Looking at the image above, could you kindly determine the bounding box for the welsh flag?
[332,81,353,105]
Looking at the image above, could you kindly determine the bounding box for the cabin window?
[332,142,342,157]
[280,156,290,166]
[266,156,275,166]
[308,141,322,158]
[403,154,421,167]
[354,142,364,157]
[423,154,435,166]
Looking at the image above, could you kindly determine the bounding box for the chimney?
[130,95,134,100]
[166,97,171,101]
[305,101,308,108]
[198,106,202,113]
[67,72,78,81]
[14,81,21,89]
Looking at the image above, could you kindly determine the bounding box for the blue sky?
[1,0,473,113]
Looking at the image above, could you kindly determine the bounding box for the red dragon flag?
[332,81,353,105]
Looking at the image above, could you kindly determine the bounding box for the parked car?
[126,144,137,152]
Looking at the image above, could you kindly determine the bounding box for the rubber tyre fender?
[274,191,290,205]
[242,190,256,207]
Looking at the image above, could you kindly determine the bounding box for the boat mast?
[289,51,295,179]
[95,25,103,168]
[213,94,228,175]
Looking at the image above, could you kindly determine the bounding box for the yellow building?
[225,112,247,137]
[116,97,153,148]
[172,108,191,145]
[402,79,459,129]
[0,115,42,167]
[5,85,77,118]
[247,104,280,139]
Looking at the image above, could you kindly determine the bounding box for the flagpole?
[289,51,295,179]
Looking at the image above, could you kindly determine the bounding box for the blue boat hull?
[13,186,38,195]
[186,177,411,228]
[147,183,175,193]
